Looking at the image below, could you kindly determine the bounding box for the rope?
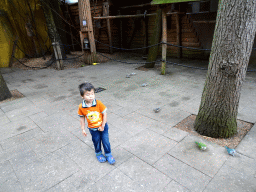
[162,42,211,51]
[96,52,160,65]
[95,40,162,51]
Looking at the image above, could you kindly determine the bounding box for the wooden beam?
[161,10,167,75]
[103,1,112,54]
[166,12,185,15]
[176,12,182,58]
[93,13,156,20]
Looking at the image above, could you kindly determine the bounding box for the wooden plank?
[161,10,167,75]
[93,13,156,19]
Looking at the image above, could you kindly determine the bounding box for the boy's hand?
[82,129,87,137]
[98,125,105,131]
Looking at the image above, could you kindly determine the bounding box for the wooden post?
[161,10,167,75]
[103,1,112,54]
[143,11,149,55]
[118,10,123,49]
[78,0,97,64]
[176,13,182,58]
[9,36,18,68]
[52,42,63,70]
[145,8,162,68]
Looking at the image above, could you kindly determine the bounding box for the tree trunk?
[40,0,67,58]
[0,73,12,101]
[145,8,162,68]
[194,0,256,138]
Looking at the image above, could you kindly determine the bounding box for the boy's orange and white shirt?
[78,99,107,128]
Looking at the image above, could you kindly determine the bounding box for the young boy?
[78,82,115,164]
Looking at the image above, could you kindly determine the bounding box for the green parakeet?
[195,141,207,150]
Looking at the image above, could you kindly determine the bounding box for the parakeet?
[141,83,147,87]
[195,141,207,150]
[225,146,236,156]
[153,108,161,113]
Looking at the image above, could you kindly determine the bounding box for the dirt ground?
[6,52,255,148]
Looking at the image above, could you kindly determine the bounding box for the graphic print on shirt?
[86,110,102,126]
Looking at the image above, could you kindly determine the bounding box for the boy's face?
[82,89,95,103]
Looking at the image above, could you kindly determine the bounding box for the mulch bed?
[0,90,24,104]
[174,114,254,148]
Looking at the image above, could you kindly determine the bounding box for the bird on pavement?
[195,141,207,151]
[225,146,236,156]
[153,108,161,113]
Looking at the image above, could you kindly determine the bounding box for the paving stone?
[0,115,10,126]
[125,112,172,134]
[87,168,144,192]
[108,124,134,149]
[15,149,79,192]
[168,135,228,177]
[112,106,140,117]
[0,142,34,165]
[237,106,256,123]
[0,109,4,116]
[0,117,38,140]
[107,112,122,125]
[46,169,95,192]
[0,97,33,113]
[9,148,38,171]
[60,139,115,182]
[0,127,44,150]
[32,113,79,133]
[236,124,256,159]
[162,180,190,192]
[137,106,191,126]
[0,161,14,184]
[29,111,48,121]
[163,127,189,142]
[110,115,147,137]
[26,129,77,157]
[0,177,24,192]
[224,154,256,177]
[203,164,256,192]
[121,129,178,164]
[154,154,211,192]
[5,104,42,121]
[111,146,133,167]
[118,156,171,192]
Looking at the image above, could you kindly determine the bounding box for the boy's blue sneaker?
[96,154,106,163]
[106,155,115,165]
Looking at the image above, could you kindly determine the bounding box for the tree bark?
[194,0,256,138]
[0,73,12,101]
[145,8,162,68]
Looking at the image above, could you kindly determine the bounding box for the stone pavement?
[0,60,256,192]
